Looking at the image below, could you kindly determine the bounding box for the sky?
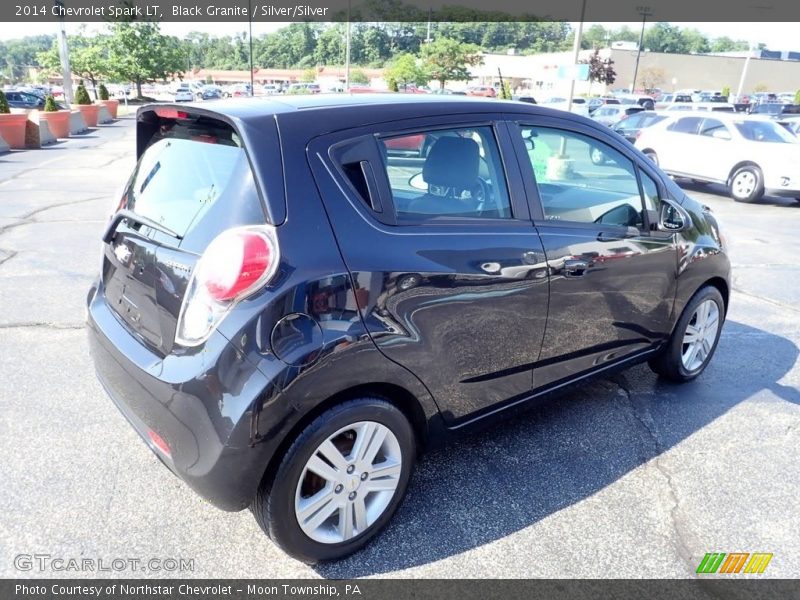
[0,21,798,51]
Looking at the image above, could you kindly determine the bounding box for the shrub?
[721,85,731,99]
[43,95,59,112]
[75,82,92,105]
[0,90,9,114]
[795,89,800,105]
[98,84,109,101]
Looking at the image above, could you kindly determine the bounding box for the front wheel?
[252,398,415,563]
[649,286,725,382]
[729,165,764,203]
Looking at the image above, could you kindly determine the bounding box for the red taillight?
[147,429,171,457]
[176,226,279,347]
[199,230,274,302]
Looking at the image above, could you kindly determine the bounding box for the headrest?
[422,136,480,189]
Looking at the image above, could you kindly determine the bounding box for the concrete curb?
[0,133,9,154]
[69,110,88,135]
[98,105,114,124]
[25,117,57,149]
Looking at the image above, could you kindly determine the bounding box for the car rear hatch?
[100,106,274,356]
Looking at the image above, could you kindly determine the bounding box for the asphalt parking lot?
[0,116,797,579]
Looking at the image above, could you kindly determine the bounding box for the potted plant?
[97,83,119,118]
[74,81,100,127]
[37,95,70,139]
[0,90,28,149]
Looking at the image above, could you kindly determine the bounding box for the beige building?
[472,49,800,98]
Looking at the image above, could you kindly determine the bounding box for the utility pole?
[566,0,587,113]
[631,5,653,94]
[55,0,73,104]
[736,41,756,102]
[248,0,254,96]
[344,0,351,91]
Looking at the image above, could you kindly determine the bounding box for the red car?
[466,86,497,98]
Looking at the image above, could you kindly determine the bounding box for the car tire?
[728,165,764,203]
[643,150,659,166]
[252,397,415,564]
[648,286,725,383]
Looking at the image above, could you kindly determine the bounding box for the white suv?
[636,113,800,203]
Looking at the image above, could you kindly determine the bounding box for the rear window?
[124,112,266,248]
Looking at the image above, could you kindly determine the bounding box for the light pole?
[736,41,756,102]
[566,0,587,113]
[631,5,652,94]
[344,0,351,91]
[55,0,74,104]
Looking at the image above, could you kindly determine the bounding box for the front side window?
[378,126,512,220]
[734,120,798,143]
[518,126,646,228]
[700,119,731,139]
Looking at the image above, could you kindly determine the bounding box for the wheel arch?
[702,276,730,315]
[727,160,762,185]
[255,381,430,499]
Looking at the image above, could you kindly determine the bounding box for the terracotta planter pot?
[99,99,119,118]
[76,104,100,127]
[0,113,29,149]
[38,110,71,139]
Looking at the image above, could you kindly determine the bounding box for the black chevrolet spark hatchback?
[87,95,730,562]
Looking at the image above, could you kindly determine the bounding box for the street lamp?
[631,5,653,94]
[54,0,74,104]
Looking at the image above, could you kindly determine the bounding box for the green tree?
[794,89,800,104]
[0,35,54,81]
[106,23,184,98]
[711,37,750,53]
[420,38,482,90]
[385,53,428,89]
[38,31,110,99]
[300,68,317,82]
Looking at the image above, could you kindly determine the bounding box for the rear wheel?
[649,286,724,382]
[728,165,764,203]
[252,398,415,563]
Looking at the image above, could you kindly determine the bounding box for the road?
[0,117,797,579]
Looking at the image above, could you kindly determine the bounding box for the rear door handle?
[564,259,589,277]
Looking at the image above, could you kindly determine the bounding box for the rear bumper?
[86,282,276,511]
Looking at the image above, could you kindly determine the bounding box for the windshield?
[734,120,799,143]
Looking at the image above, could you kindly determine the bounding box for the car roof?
[146,94,596,123]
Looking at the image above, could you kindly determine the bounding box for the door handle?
[563,259,589,277]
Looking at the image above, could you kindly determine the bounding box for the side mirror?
[656,200,692,232]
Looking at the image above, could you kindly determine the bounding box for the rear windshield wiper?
[102,209,183,244]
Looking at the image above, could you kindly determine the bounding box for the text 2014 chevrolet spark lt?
[87,96,730,562]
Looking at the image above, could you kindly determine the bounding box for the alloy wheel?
[294,421,402,544]
[681,299,720,371]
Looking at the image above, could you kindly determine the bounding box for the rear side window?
[377,126,512,221]
[668,117,703,134]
